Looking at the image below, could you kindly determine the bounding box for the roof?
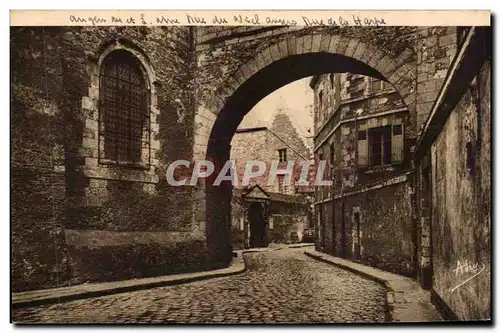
[233,185,309,205]
[267,191,309,205]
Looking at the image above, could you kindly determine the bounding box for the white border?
[3,1,498,332]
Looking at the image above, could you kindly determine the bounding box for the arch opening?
[203,51,413,266]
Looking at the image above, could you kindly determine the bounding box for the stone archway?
[193,31,417,266]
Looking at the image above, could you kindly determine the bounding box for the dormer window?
[278,148,287,162]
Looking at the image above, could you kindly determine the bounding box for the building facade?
[11,27,205,292]
[311,27,491,321]
[414,27,491,321]
[231,111,312,194]
[229,111,313,249]
[11,24,490,323]
[311,71,417,277]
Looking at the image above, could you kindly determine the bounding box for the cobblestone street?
[13,248,388,324]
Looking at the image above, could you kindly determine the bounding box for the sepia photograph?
[9,10,492,324]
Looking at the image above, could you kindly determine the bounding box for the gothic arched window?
[99,50,150,166]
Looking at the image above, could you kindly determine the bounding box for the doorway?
[248,203,267,248]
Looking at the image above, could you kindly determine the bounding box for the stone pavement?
[304,250,443,323]
[12,247,387,324]
[13,252,246,309]
[12,244,313,309]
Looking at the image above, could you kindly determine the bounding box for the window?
[318,153,324,199]
[371,78,384,93]
[99,50,150,166]
[277,175,285,193]
[357,122,404,167]
[330,73,335,88]
[392,124,404,163]
[278,148,287,162]
[369,126,392,166]
[318,90,324,107]
[329,142,335,166]
[357,130,368,166]
[329,142,335,185]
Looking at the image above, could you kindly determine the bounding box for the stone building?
[229,111,313,249]
[310,26,491,321]
[11,27,203,292]
[230,186,310,249]
[10,24,490,323]
[231,110,311,194]
[413,27,491,321]
[310,71,417,277]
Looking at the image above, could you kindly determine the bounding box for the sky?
[237,77,315,147]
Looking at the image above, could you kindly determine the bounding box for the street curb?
[304,251,393,322]
[240,247,282,254]
[13,247,306,309]
[288,243,315,249]
[13,259,246,310]
[304,251,388,286]
[304,250,445,323]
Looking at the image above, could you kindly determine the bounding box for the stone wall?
[195,26,419,110]
[347,177,415,276]
[312,72,416,211]
[11,27,203,291]
[430,61,491,320]
[194,26,422,167]
[318,174,415,277]
[230,128,271,190]
[230,112,311,194]
[415,27,458,134]
[267,196,310,243]
[11,27,72,291]
[10,25,469,295]
[230,191,310,249]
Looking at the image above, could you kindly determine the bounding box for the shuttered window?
[391,124,404,163]
[329,142,335,167]
[371,78,384,92]
[369,126,392,166]
[318,153,324,200]
[357,130,368,167]
[357,122,404,167]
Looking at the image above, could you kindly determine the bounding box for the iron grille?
[99,51,150,167]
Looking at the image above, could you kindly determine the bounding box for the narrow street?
[13,247,388,324]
